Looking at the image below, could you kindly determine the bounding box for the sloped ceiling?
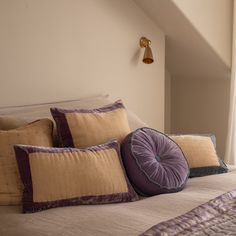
[134,0,232,79]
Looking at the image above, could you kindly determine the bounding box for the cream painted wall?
[160,0,233,158]
[165,69,171,133]
[0,0,165,131]
[171,76,231,158]
[172,0,233,67]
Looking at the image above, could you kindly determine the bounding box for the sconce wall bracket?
[140,37,151,48]
[140,36,154,64]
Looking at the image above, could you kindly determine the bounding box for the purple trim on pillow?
[16,139,120,154]
[50,108,74,147]
[14,145,34,212]
[50,100,125,147]
[51,100,125,114]
[14,140,138,213]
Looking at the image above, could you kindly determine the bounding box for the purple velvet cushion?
[121,128,189,196]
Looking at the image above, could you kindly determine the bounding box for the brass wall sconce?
[140,37,154,64]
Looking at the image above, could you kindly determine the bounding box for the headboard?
[0,94,147,131]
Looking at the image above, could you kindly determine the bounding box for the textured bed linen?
[1,167,236,236]
[142,189,236,236]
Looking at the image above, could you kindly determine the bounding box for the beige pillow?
[14,140,138,213]
[51,100,131,148]
[0,116,28,130]
[0,119,53,205]
[170,135,228,177]
[170,135,219,168]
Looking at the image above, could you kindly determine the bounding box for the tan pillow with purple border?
[50,100,131,148]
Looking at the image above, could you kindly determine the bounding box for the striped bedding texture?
[142,188,236,236]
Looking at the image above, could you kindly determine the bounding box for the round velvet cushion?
[121,128,189,196]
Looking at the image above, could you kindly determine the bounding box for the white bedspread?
[1,166,236,236]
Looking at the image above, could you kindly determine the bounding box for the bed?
[1,170,236,236]
[1,95,236,236]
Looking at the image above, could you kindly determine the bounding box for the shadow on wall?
[131,48,142,65]
[171,76,231,159]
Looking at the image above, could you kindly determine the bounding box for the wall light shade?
[140,37,154,64]
[143,45,153,64]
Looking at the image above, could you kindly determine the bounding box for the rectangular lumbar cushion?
[50,100,131,148]
[169,135,228,177]
[14,140,138,213]
[0,119,53,205]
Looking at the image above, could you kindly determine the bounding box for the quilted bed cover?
[1,166,236,236]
